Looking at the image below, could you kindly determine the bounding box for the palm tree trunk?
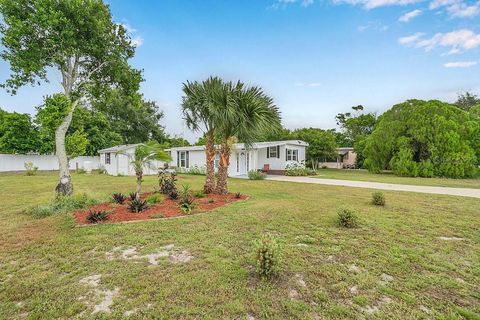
[136,170,143,199]
[215,141,230,195]
[204,130,216,194]
[54,100,78,196]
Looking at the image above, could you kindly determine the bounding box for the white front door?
[237,152,247,175]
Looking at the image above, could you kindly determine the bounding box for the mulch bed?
[73,192,248,225]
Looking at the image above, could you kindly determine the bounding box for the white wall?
[100,147,166,176]
[254,144,306,171]
[0,154,100,172]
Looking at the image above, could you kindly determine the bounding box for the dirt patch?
[74,192,248,225]
[79,274,119,315]
[360,296,392,314]
[106,244,193,266]
[438,236,464,241]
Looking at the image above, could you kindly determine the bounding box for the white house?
[168,140,309,176]
[98,144,165,176]
[99,140,308,176]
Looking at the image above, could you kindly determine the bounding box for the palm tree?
[118,141,171,198]
[181,77,224,194]
[215,82,282,194]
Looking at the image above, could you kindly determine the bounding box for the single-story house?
[319,147,357,169]
[168,140,309,176]
[98,144,166,176]
[98,140,309,176]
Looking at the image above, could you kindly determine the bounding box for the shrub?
[168,189,179,200]
[112,193,127,204]
[24,162,38,176]
[235,192,242,199]
[146,193,163,204]
[86,210,109,224]
[158,170,177,195]
[248,170,266,180]
[26,193,98,218]
[179,184,196,214]
[251,234,282,278]
[128,198,148,213]
[96,165,107,174]
[371,191,385,206]
[337,208,359,228]
[186,165,206,175]
[193,190,205,198]
[285,162,317,176]
[207,198,214,204]
[129,192,138,201]
[76,168,86,174]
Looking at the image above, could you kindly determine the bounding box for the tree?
[181,77,225,194]
[455,91,480,111]
[0,109,39,154]
[214,81,281,194]
[363,100,480,178]
[293,128,338,169]
[336,105,377,168]
[118,141,171,198]
[0,0,141,195]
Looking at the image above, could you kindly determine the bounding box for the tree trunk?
[135,170,143,199]
[215,142,230,195]
[203,130,216,194]
[55,100,78,196]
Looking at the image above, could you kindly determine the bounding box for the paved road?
[265,175,480,199]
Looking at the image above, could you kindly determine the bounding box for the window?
[286,149,298,161]
[236,153,240,172]
[267,146,279,158]
[105,153,111,165]
[177,151,189,168]
[214,153,220,168]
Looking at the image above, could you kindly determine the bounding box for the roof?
[337,147,354,155]
[166,140,309,152]
[97,144,141,154]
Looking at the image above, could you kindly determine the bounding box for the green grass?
[0,172,479,319]
[314,168,480,189]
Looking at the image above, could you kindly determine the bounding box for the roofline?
[166,140,309,152]
[98,143,142,153]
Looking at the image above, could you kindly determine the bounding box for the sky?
[1,0,479,142]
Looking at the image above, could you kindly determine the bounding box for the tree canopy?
[364,100,480,178]
[0,108,39,154]
[455,91,480,111]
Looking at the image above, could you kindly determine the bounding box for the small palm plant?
[118,141,171,199]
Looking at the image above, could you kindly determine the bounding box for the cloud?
[357,20,389,31]
[270,0,315,9]
[444,60,478,67]
[398,32,425,44]
[119,22,144,47]
[429,0,480,18]
[399,9,422,22]
[295,82,322,87]
[334,0,421,9]
[399,29,480,54]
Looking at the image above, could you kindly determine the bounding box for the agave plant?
[128,198,148,213]
[112,193,127,204]
[86,210,109,224]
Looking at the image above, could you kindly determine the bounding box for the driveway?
[265,175,480,199]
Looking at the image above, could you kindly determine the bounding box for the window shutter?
[267,147,270,158]
[286,149,288,161]
[186,151,189,168]
[277,146,280,158]
[177,151,180,167]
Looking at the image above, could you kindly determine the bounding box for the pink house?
[320,147,357,169]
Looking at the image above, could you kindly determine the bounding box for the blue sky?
[1,0,479,142]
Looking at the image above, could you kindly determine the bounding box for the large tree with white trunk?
[0,0,141,195]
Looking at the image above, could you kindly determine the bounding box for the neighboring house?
[98,144,166,176]
[319,147,357,169]
[168,140,309,176]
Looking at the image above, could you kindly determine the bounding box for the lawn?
[0,172,479,319]
[314,168,480,189]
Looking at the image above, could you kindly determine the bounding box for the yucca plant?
[112,193,127,204]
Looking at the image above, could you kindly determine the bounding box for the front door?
[237,152,247,175]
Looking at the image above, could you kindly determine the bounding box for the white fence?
[0,154,101,172]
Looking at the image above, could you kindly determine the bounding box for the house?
[98,144,166,176]
[168,140,309,176]
[319,147,357,169]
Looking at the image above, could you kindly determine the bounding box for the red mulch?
[73,192,248,225]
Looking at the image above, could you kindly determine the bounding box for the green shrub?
[337,208,359,228]
[86,210,109,224]
[186,165,206,175]
[158,170,177,195]
[24,162,38,176]
[371,191,385,206]
[179,184,196,214]
[146,193,163,204]
[128,198,148,213]
[251,234,282,278]
[285,162,317,176]
[26,193,98,218]
[193,190,205,198]
[248,170,266,180]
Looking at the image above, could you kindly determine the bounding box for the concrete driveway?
[265,175,480,199]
